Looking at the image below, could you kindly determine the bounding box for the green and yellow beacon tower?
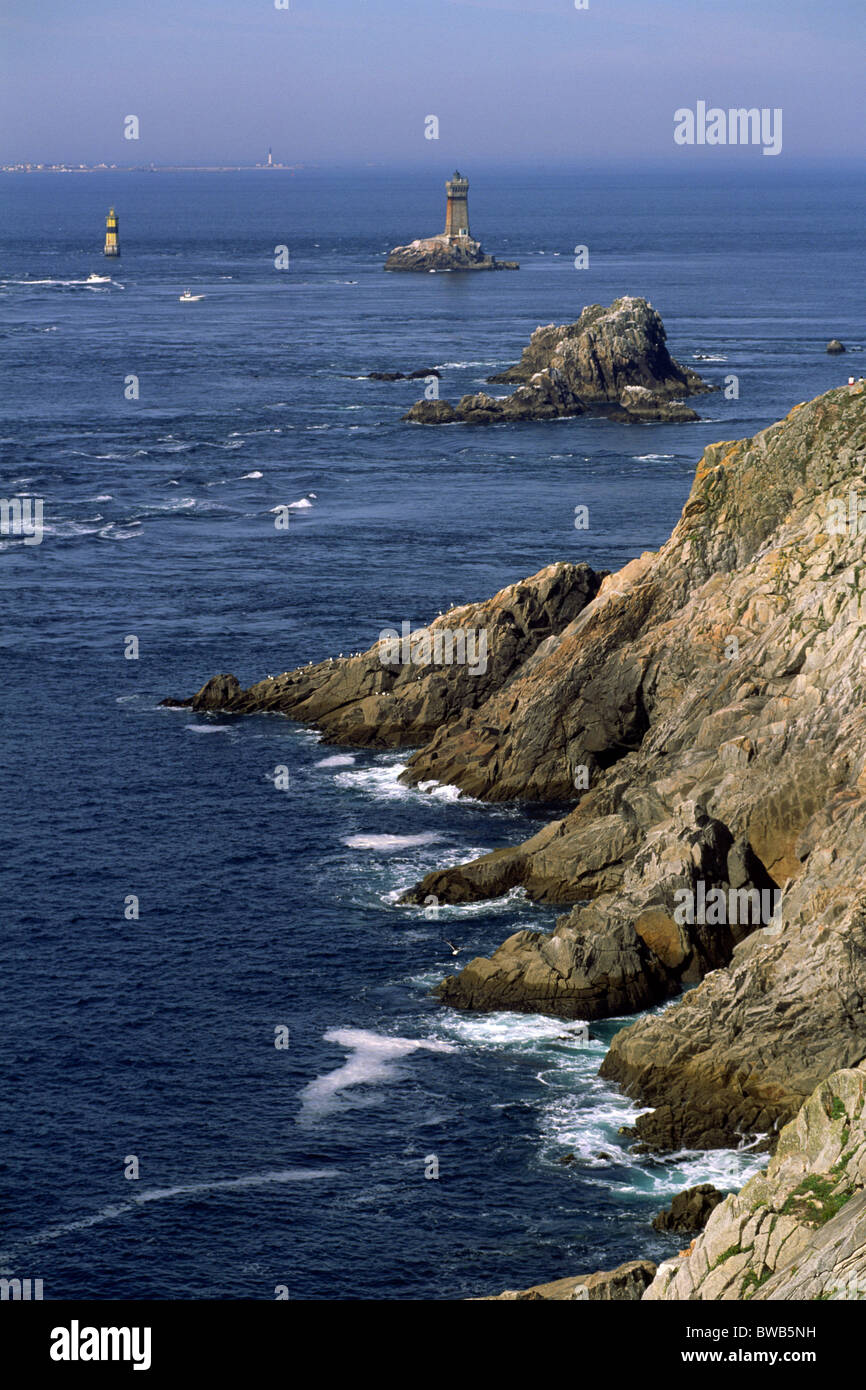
[103,207,120,257]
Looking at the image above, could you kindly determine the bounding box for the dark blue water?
[1,169,862,1299]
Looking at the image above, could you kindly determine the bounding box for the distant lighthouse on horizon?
[103,207,119,257]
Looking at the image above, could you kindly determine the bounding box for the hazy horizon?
[2,0,864,167]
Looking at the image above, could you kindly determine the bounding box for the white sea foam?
[538,1064,767,1193]
[334,761,409,799]
[635,454,676,461]
[98,524,143,541]
[395,885,528,917]
[241,471,263,479]
[415,778,463,802]
[1,1169,333,1258]
[297,1028,457,1122]
[335,759,480,807]
[315,754,356,768]
[185,724,232,734]
[343,832,442,850]
[435,360,500,369]
[2,277,112,287]
[436,1011,592,1050]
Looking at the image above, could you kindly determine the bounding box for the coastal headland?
[163,370,866,1299]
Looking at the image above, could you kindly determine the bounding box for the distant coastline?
[0,163,307,174]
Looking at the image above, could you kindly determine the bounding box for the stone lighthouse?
[103,207,120,257]
[384,171,517,271]
[444,171,470,240]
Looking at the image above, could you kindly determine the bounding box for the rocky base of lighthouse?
[384,233,518,272]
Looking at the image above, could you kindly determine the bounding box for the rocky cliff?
[644,1065,866,1300]
[482,1066,866,1300]
[164,379,866,1164]
[160,561,605,748]
[404,297,714,424]
[408,381,866,1153]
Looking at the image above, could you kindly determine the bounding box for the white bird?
[444,939,461,956]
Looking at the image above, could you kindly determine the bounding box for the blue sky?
[1,0,864,165]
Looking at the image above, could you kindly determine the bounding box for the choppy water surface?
[1,169,861,1297]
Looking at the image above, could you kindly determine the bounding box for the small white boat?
[86,273,111,284]
[179,290,205,302]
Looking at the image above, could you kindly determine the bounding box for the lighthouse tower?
[444,171,470,240]
[103,207,120,257]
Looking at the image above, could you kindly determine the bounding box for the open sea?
[1,167,863,1299]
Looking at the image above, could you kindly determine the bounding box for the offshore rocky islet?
[163,310,866,1297]
[403,296,715,425]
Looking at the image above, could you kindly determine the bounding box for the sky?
[1,0,864,166]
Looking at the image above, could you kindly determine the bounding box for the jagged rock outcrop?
[644,1066,866,1299]
[404,298,713,425]
[385,235,517,273]
[477,1259,657,1301]
[653,1184,725,1234]
[430,800,778,1017]
[160,561,605,748]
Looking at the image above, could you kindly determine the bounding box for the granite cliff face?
[165,380,866,1164]
[404,297,714,424]
[482,1067,866,1301]
[404,383,866,1152]
[644,1065,866,1301]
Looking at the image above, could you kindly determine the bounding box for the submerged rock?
[405,297,714,425]
[827,339,846,354]
[367,368,440,380]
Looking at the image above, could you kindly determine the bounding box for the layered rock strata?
[644,1066,866,1300]
[165,380,866,1155]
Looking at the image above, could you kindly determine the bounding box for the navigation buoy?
[104,208,120,258]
